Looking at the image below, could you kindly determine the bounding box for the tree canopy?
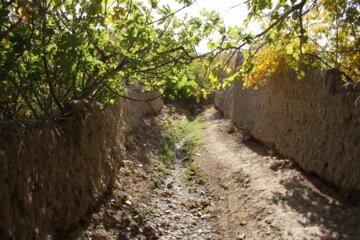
[0,0,226,119]
[0,0,359,120]
[235,0,359,87]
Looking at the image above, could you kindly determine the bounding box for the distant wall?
[215,69,360,194]
[0,92,162,239]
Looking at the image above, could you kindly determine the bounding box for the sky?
[167,0,249,26]
[149,0,261,52]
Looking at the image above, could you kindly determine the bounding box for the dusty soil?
[66,105,360,240]
[196,106,360,240]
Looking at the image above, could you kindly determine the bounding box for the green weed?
[174,118,206,191]
[154,135,175,185]
[154,115,205,188]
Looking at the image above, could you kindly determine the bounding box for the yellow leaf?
[18,7,25,16]
[239,220,247,226]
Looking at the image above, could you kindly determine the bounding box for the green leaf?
[286,44,294,55]
[242,63,254,74]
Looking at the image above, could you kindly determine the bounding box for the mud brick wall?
[0,91,162,239]
[215,69,360,194]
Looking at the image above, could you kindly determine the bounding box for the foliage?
[195,0,359,90]
[191,50,239,96]
[0,0,225,120]
[239,0,359,86]
[242,37,322,88]
[1,0,358,120]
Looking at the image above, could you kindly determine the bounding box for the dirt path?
[196,106,360,240]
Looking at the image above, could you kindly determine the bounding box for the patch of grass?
[172,118,206,192]
[171,118,204,158]
[154,134,175,185]
[154,116,204,186]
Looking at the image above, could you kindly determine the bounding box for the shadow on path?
[272,174,360,240]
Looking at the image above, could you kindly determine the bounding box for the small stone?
[269,161,282,171]
[265,219,272,224]
[199,200,209,209]
[167,182,174,189]
[160,191,172,198]
[236,234,246,240]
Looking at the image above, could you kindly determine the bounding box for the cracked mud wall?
[215,69,360,195]
[0,91,162,239]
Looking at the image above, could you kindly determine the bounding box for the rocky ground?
[145,135,217,240]
[65,105,360,240]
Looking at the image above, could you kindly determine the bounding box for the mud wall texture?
[215,69,360,194]
[0,91,162,239]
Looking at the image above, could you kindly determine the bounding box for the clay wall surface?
[215,69,360,194]
[0,91,162,239]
